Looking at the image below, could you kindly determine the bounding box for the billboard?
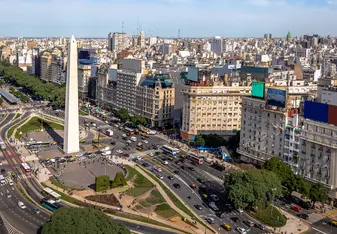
[266,88,287,108]
[251,81,265,98]
[304,101,328,123]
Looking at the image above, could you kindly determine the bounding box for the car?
[181,166,185,169]
[136,156,142,161]
[173,170,179,174]
[190,184,197,189]
[243,220,254,227]
[188,167,195,171]
[163,161,169,165]
[209,202,219,211]
[231,217,239,223]
[194,205,202,210]
[18,201,26,209]
[173,183,181,189]
[237,208,244,213]
[32,207,41,214]
[126,140,131,144]
[6,191,11,198]
[210,194,219,201]
[111,141,116,145]
[197,178,205,183]
[205,217,215,224]
[255,223,266,230]
[297,213,309,220]
[291,205,302,212]
[167,175,174,180]
[142,163,149,167]
[223,224,232,231]
[142,140,148,144]
[148,152,154,157]
[156,174,164,179]
[116,149,123,154]
[236,227,246,234]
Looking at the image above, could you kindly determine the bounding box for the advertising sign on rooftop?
[266,88,287,108]
[251,81,265,99]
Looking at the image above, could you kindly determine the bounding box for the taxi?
[190,184,197,189]
[223,223,231,231]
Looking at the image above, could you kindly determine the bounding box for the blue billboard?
[304,101,328,123]
[266,88,286,108]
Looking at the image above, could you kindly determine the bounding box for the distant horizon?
[1,0,337,37]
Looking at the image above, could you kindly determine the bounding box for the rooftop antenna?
[178,29,180,39]
[122,21,124,33]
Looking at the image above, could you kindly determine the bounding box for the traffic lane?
[139,160,263,234]
[114,218,178,234]
[311,218,336,234]
[0,184,46,233]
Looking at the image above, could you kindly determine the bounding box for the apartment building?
[136,74,175,128]
[180,84,251,141]
[40,52,52,82]
[108,32,128,52]
[50,56,66,85]
[238,96,286,164]
[116,59,144,113]
[78,65,92,99]
[96,69,116,109]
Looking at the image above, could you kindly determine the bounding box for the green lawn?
[138,166,213,232]
[125,167,153,197]
[125,165,137,181]
[145,189,165,205]
[154,203,179,219]
[15,116,63,139]
[13,113,22,121]
[79,109,89,116]
[249,205,286,227]
[139,200,152,207]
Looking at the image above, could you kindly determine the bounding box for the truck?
[130,136,137,142]
[106,129,113,136]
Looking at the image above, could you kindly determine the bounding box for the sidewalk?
[43,179,196,234]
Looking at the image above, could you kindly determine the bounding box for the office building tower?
[63,36,80,154]
[108,32,128,52]
[139,30,145,48]
[40,52,52,82]
[210,36,223,54]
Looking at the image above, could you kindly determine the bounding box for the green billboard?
[252,81,265,99]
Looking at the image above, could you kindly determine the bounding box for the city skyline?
[1,0,337,38]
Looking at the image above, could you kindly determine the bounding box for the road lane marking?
[312,227,327,234]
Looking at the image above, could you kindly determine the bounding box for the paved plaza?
[55,157,124,189]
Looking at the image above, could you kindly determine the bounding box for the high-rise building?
[63,36,80,154]
[264,34,272,40]
[139,30,145,48]
[108,32,128,52]
[210,36,223,54]
[50,56,66,85]
[40,52,52,82]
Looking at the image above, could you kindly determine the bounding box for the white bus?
[162,145,180,156]
[42,188,61,202]
[21,162,32,173]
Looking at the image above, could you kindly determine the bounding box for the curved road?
[0,111,178,234]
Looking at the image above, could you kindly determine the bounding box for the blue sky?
[1,0,337,38]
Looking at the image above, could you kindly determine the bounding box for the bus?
[41,197,63,212]
[0,137,6,150]
[162,145,180,156]
[42,188,61,202]
[124,127,135,135]
[186,154,204,165]
[21,163,32,173]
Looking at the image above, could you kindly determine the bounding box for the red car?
[291,205,302,212]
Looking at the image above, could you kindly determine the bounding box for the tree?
[295,175,310,198]
[95,175,110,192]
[41,207,131,234]
[130,115,147,126]
[111,172,127,188]
[0,97,3,105]
[309,183,327,207]
[264,157,297,194]
[0,80,5,86]
[195,135,205,146]
[227,169,282,209]
[9,87,15,93]
[116,108,129,122]
[201,134,226,147]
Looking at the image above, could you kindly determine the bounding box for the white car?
[142,140,148,144]
[126,140,131,144]
[210,194,219,201]
[237,208,244,213]
[148,152,154,157]
[236,227,246,234]
[163,161,169,165]
[136,156,142,161]
[18,201,26,209]
[116,149,123,154]
[156,174,164,179]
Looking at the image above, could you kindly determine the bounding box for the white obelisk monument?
[63,35,80,154]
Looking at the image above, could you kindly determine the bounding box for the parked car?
[255,223,266,230]
[231,217,239,223]
[210,194,219,201]
[173,183,181,189]
[291,205,302,212]
[167,175,174,180]
[236,227,246,234]
[297,213,309,220]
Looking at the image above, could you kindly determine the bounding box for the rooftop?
[0,89,20,104]
[139,74,173,88]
